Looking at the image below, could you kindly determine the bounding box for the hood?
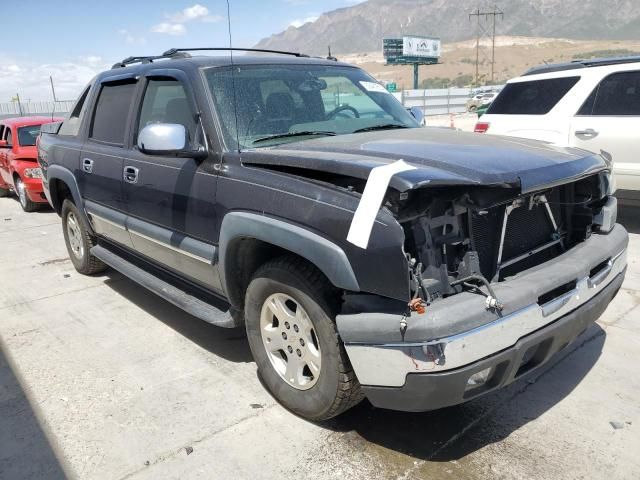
[241,127,608,194]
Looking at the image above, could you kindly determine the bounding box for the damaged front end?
[390,170,615,310]
[241,131,627,410]
[336,167,627,410]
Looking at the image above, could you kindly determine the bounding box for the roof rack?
[523,55,640,76]
[111,47,310,69]
[111,52,191,69]
[161,47,309,58]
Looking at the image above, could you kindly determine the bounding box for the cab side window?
[89,80,137,146]
[137,79,196,143]
[5,128,12,147]
[578,71,640,116]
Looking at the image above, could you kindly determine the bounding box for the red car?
[0,116,63,211]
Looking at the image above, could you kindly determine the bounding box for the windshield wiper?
[353,124,410,133]
[252,131,336,145]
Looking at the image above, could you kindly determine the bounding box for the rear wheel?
[61,199,107,275]
[15,177,39,212]
[245,255,363,421]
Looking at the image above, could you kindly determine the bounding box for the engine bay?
[392,172,611,304]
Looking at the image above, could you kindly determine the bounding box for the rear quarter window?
[487,77,580,115]
[59,85,91,137]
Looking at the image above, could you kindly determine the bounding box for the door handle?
[123,166,139,184]
[575,128,599,138]
[82,158,94,174]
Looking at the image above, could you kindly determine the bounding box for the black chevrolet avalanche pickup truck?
[38,48,627,421]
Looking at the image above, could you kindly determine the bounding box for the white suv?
[476,57,640,201]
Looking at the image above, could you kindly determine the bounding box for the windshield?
[204,64,419,149]
[17,125,42,146]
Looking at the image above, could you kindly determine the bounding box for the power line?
[469,5,504,85]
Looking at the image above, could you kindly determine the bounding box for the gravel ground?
[0,195,638,480]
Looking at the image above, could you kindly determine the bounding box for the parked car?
[476,56,640,202]
[39,48,627,421]
[466,92,498,112]
[0,116,63,211]
[476,102,491,117]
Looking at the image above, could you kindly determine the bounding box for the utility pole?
[49,76,58,102]
[469,5,504,85]
[14,93,23,115]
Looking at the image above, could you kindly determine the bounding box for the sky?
[0,0,363,102]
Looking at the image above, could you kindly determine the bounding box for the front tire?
[61,199,107,275]
[15,177,39,212]
[245,255,363,421]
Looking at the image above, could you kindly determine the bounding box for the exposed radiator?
[471,192,563,281]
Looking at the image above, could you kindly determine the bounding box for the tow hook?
[401,261,431,340]
[408,297,426,314]
[400,298,427,341]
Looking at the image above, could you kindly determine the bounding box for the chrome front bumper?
[341,226,628,388]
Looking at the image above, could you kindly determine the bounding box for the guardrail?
[393,88,473,116]
[397,85,505,117]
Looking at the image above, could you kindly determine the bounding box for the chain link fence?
[0,100,73,119]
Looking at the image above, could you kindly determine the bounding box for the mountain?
[255,0,640,56]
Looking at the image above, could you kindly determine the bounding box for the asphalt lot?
[0,196,639,480]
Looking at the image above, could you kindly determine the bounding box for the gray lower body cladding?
[361,268,624,412]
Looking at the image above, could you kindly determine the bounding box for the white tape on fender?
[347,160,416,249]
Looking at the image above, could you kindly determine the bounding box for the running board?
[91,245,237,328]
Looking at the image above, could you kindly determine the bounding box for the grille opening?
[537,280,577,306]
[590,258,611,279]
[502,203,555,260]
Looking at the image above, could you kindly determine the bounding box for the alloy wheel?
[66,212,84,260]
[16,178,28,208]
[259,293,321,390]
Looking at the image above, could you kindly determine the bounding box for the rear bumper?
[361,268,624,412]
[337,225,628,410]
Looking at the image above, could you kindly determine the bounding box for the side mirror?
[137,123,206,159]
[0,140,8,148]
[408,106,425,125]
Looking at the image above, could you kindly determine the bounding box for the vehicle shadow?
[617,203,640,234]
[322,324,605,462]
[0,343,69,480]
[100,255,607,463]
[102,273,253,364]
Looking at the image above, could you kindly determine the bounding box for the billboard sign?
[383,36,440,65]
[402,36,441,58]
